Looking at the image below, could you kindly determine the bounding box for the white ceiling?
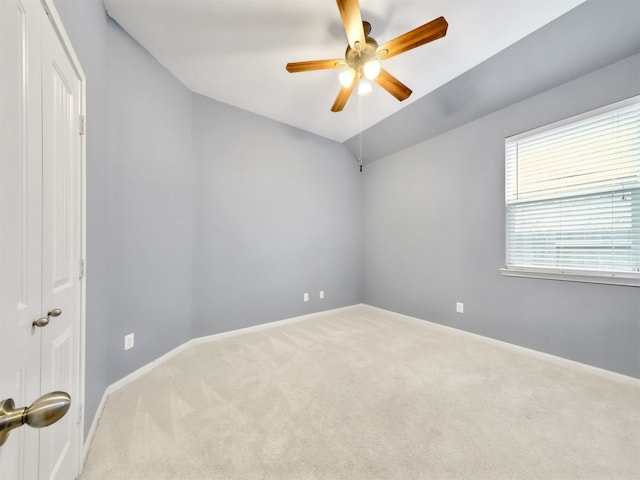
[104,0,586,143]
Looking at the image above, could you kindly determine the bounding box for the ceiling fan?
[286,0,448,112]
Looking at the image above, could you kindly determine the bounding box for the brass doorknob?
[0,391,71,447]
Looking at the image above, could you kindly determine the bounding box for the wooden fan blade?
[336,0,365,49]
[286,59,345,73]
[377,16,448,61]
[374,68,412,101]
[331,75,358,112]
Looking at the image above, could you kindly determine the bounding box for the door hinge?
[79,114,86,135]
[79,258,85,279]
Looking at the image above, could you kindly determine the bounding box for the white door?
[0,1,84,479]
[39,10,83,479]
[0,0,44,478]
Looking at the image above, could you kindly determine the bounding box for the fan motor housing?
[344,36,379,72]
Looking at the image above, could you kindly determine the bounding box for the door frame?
[41,0,87,473]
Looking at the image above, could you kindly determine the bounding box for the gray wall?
[55,0,194,434]
[192,96,362,335]
[105,14,194,377]
[362,54,640,377]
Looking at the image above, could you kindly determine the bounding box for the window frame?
[501,96,640,288]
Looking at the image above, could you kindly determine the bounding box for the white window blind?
[504,97,640,282]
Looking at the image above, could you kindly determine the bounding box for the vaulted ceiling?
[104,0,587,143]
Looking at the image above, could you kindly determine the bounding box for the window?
[502,97,640,286]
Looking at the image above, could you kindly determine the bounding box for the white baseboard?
[81,304,361,466]
[361,304,640,386]
[81,388,106,469]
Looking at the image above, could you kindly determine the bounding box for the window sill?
[499,267,640,287]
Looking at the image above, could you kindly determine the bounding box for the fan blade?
[331,75,358,112]
[336,0,365,49]
[374,68,412,101]
[286,59,345,73]
[377,16,448,61]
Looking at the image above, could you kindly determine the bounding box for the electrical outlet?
[124,333,135,350]
[303,293,309,302]
[456,302,464,314]
[319,290,325,299]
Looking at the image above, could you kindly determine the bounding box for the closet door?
[39,11,83,479]
[0,0,44,478]
[0,1,84,479]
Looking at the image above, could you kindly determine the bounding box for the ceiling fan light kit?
[286,0,448,112]
[339,64,379,89]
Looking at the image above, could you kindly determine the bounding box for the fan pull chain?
[358,92,363,172]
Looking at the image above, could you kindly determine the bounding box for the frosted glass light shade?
[339,68,356,87]
[363,60,380,80]
[358,79,372,95]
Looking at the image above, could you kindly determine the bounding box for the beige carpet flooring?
[80,305,640,479]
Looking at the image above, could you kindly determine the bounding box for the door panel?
[49,65,75,292]
[0,0,43,478]
[40,12,82,480]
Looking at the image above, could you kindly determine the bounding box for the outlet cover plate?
[124,333,135,350]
